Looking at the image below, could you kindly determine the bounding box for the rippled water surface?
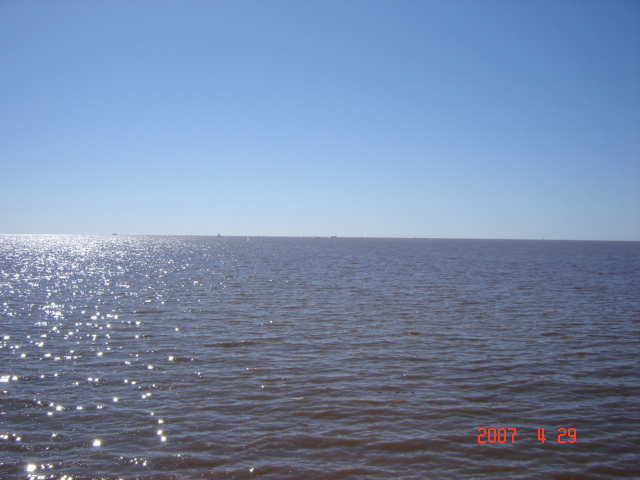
[1,235,639,479]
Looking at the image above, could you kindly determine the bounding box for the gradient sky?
[1,0,639,240]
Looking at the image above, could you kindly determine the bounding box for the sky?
[1,0,639,240]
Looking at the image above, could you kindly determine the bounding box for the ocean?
[1,235,638,479]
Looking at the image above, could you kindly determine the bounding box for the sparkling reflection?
[1,235,638,479]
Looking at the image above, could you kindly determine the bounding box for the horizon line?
[0,233,637,242]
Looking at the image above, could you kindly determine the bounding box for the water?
[1,235,638,479]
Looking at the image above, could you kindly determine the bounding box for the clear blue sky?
[1,0,639,240]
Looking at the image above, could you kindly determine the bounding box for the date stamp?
[477,428,577,444]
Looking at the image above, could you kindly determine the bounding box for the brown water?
[1,235,638,479]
